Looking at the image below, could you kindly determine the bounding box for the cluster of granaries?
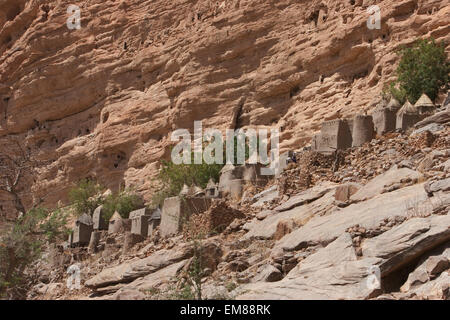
[68,163,269,247]
[67,93,440,247]
[312,93,437,153]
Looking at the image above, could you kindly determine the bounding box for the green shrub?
[387,38,449,104]
[152,134,257,207]
[68,179,104,216]
[102,189,143,220]
[157,159,223,196]
[383,82,407,105]
[151,160,222,207]
[37,208,71,243]
[151,149,223,207]
[0,208,69,299]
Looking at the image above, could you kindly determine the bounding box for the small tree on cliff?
[0,137,38,218]
[0,207,69,299]
[68,179,104,216]
[387,38,449,104]
[151,135,255,207]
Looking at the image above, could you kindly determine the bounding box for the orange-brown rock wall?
[0,0,449,215]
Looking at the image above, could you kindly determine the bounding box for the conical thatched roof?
[398,100,417,115]
[414,93,434,107]
[179,184,189,195]
[387,97,401,111]
[373,100,387,113]
[220,163,235,173]
[189,184,204,196]
[206,178,217,189]
[109,211,122,222]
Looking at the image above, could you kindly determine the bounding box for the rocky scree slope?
[28,116,450,300]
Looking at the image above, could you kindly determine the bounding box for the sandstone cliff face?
[0,0,449,213]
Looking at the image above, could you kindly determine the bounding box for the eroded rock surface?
[1,0,449,215]
[238,215,450,300]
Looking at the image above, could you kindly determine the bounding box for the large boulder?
[251,186,279,208]
[334,183,362,202]
[237,215,450,300]
[111,260,188,298]
[237,233,381,299]
[244,188,336,240]
[414,108,450,128]
[274,182,337,212]
[277,183,429,252]
[362,216,450,275]
[85,243,194,289]
[350,166,422,202]
[424,178,450,194]
[251,264,283,283]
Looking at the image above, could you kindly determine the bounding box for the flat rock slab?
[334,182,362,201]
[274,182,338,212]
[362,215,450,275]
[238,234,381,299]
[414,108,450,127]
[251,264,283,283]
[412,123,445,135]
[425,178,450,194]
[111,260,188,297]
[401,246,450,292]
[238,215,450,300]
[251,186,279,208]
[350,167,422,202]
[111,289,146,300]
[278,183,428,252]
[85,244,193,289]
[410,271,450,299]
[244,190,336,240]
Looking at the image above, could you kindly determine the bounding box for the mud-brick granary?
[311,119,353,153]
[352,114,375,147]
[372,98,401,135]
[414,93,435,115]
[396,100,421,131]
